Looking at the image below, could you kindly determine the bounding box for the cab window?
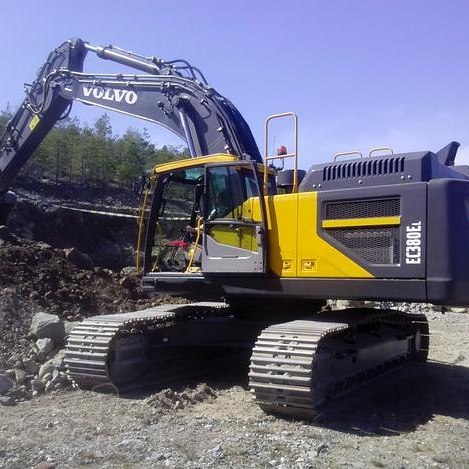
[206,166,259,221]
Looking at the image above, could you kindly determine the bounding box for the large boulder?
[29,312,66,342]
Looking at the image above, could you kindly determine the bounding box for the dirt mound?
[0,234,172,368]
[0,177,182,370]
[144,384,218,412]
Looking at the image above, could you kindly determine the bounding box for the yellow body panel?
[207,196,259,251]
[208,224,257,251]
[296,193,372,278]
[251,192,373,278]
[322,216,400,229]
[153,153,275,177]
[264,194,299,276]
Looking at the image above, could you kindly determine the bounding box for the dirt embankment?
[0,179,169,369]
[10,177,142,269]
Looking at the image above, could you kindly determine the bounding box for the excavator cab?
[141,155,270,297]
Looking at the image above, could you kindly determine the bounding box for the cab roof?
[152,154,239,176]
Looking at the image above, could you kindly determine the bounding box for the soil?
[1,180,469,468]
[0,236,173,370]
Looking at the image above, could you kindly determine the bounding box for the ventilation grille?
[323,157,405,181]
[327,227,400,264]
[324,198,400,220]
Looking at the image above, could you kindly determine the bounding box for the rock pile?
[0,234,176,370]
[0,312,74,406]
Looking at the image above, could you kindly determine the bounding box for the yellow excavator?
[2,38,468,418]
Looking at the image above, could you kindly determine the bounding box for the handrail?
[264,112,299,195]
[369,147,394,158]
[333,150,363,162]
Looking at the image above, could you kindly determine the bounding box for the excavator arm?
[0,38,262,220]
[0,39,87,194]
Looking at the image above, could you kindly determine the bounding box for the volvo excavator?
[2,38,469,418]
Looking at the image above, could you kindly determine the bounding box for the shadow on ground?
[317,361,469,435]
[89,347,469,437]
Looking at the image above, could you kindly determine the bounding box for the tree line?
[0,107,188,189]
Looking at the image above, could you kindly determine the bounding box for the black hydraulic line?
[164,60,209,84]
[178,108,198,157]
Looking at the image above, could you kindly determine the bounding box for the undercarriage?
[65,304,429,418]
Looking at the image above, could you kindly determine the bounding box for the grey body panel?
[300,150,469,193]
[426,179,469,305]
[202,232,264,273]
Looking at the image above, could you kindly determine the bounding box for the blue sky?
[1,0,469,168]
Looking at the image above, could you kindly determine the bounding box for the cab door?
[202,162,267,273]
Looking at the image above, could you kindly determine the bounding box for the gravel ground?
[1,311,469,468]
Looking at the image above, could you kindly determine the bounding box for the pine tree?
[1,105,188,188]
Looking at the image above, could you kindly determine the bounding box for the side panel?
[252,193,373,278]
[316,183,427,279]
[202,225,264,273]
[207,223,258,251]
[297,193,373,278]
[264,194,299,277]
[427,179,469,305]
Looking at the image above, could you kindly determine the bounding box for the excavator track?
[249,309,429,419]
[65,302,229,391]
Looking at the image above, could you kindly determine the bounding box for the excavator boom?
[0,38,262,219]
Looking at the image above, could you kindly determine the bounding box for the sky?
[1,0,469,169]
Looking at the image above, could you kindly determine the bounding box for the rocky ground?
[1,311,469,468]
[1,180,469,468]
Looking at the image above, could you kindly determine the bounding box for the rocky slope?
[0,235,171,369]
